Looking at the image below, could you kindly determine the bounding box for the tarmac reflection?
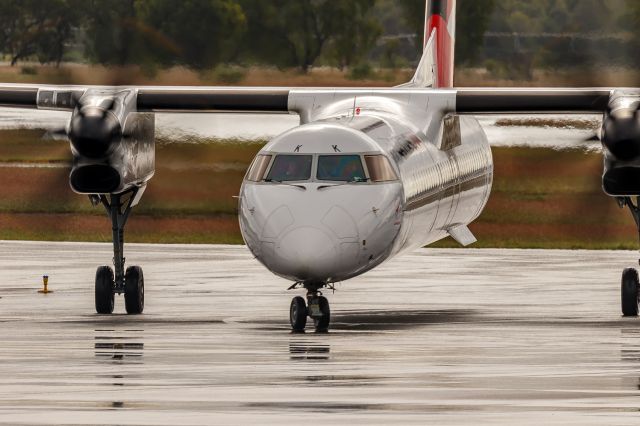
[289,341,330,361]
[94,329,144,362]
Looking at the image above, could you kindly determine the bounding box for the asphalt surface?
[1,241,640,425]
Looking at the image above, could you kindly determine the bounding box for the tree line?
[0,0,497,72]
[0,0,387,71]
[1,0,637,74]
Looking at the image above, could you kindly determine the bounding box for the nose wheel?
[289,287,331,332]
[622,267,640,316]
[95,264,145,314]
[309,295,330,332]
[290,296,307,332]
[620,197,640,317]
[95,266,115,314]
[124,265,144,314]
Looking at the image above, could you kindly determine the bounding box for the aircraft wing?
[0,84,293,113]
[0,84,615,114]
[454,88,612,113]
[0,85,620,159]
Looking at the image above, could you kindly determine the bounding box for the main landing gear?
[289,284,331,333]
[620,197,640,316]
[93,188,145,315]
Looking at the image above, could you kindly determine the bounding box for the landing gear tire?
[290,296,308,332]
[95,266,115,314]
[312,296,330,333]
[621,267,639,317]
[124,266,144,315]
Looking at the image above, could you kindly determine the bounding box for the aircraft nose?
[277,226,340,281]
[240,180,404,283]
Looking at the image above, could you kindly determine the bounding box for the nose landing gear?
[94,188,145,315]
[289,284,331,332]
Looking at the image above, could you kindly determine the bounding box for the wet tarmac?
[1,241,640,424]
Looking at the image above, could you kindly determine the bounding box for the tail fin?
[425,0,456,88]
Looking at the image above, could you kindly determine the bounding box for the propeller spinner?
[601,90,640,161]
[68,97,122,158]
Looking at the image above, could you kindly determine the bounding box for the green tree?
[0,0,81,66]
[398,0,424,50]
[456,0,496,65]
[83,0,246,70]
[326,0,382,70]
[241,0,361,72]
[82,0,139,66]
[566,0,611,32]
[620,0,638,31]
[623,0,640,66]
[137,0,246,69]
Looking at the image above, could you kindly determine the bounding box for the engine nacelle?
[68,89,155,194]
[602,90,640,196]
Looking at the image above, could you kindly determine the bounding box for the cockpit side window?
[245,154,272,182]
[265,155,312,182]
[317,155,367,182]
[364,155,398,182]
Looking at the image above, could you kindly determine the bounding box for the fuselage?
[239,103,493,286]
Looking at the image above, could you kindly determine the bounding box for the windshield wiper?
[263,178,307,190]
[317,177,369,190]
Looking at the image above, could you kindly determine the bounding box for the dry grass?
[0,63,413,87]
[0,63,634,248]
[0,128,636,249]
[0,213,242,244]
[455,67,640,87]
[0,129,70,162]
[4,62,636,88]
[0,135,263,216]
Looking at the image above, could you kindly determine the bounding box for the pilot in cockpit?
[267,155,312,182]
[318,155,366,182]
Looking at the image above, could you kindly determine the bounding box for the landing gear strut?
[94,187,145,315]
[289,284,331,333]
[620,197,640,316]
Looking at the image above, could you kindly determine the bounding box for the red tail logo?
[425,0,456,88]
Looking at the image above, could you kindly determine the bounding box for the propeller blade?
[584,133,601,142]
[42,127,69,141]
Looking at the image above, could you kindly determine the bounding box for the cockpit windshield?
[246,152,398,184]
[265,155,312,182]
[317,155,367,182]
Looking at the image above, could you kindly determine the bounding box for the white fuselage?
[239,95,493,285]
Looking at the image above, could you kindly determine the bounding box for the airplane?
[0,0,638,332]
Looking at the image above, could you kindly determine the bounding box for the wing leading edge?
[0,86,39,108]
[0,84,292,113]
[136,88,290,112]
[0,84,615,114]
[455,88,611,113]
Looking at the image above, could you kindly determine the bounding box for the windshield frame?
[245,154,273,182]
